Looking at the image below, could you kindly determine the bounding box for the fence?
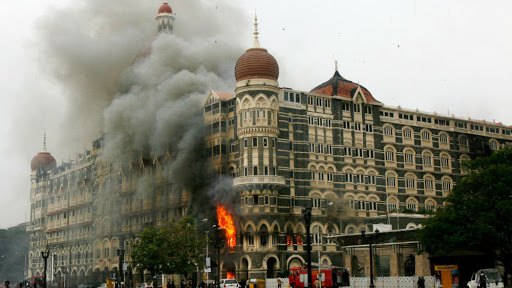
[266,276,435,288]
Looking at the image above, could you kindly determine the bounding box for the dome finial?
[42,129,47,152]
[253,13,261,49]
[335,59,338,72]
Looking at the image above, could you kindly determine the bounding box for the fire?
[217,205,236,248]
[227,272,235,279]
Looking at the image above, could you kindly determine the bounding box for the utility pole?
[361,229,379,288]
[302,207,312,288]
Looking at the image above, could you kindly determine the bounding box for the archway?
[222,260,236,280]
[70,269,78,288]
[93,268,101,285]
[55,271,62,288]
[266,257,278,278]
[79,269,86,285]
[240,258,249,283]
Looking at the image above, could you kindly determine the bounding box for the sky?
[1,0,511,228]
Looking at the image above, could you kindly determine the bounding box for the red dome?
[310,71,379,103]
[235,48,279,82]
[158,2,172,14]
[31,151,56,171]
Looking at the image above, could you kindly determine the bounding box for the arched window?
[385,147,396,162]
[421,130,431,141]
[422,151,433,167]
[424,175,435,192]
[404,148,415,165]
[384,125,394,136]
[405,173,417,190]
[439,132,449,144]
[296,226,304,245]
[259,225,269,247]
[406,198,418,212]
[442,177,453,194]
[440,153,451,169]
[246,226,255,246]
[386,172,397,188]
[459,136,469,147]
[490,139,499,150]
[403,128,413,139]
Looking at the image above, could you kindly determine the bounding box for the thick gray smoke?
[36,0,248,219]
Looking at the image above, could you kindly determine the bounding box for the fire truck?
[289,266,350,288]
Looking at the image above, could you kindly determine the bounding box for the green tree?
[130,226,167,278]
[130,217,206,278]
[419,147,512,275]
[162,217,206,276]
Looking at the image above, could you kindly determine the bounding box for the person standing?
[2,281,10,288]
[417,277,425,288]
[277,278,282,288]
[479,272,489,288]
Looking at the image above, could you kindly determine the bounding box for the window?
[318,144,324,154]
[422,131,431,141]
[406,177,416,189]
[388,202,398,211]
[264,166,269,175]
[354,123,362,131]
[426,203,436,211]
[417,116,432,123]
[344,147,352,156]
[353,104,361,113]
[406,203,417,211]
[384,126,394,136]
[253,137,258,147]
[312,198,321,208]
[318,172,325,180]
[308,96,314,105]
[460,136,469,147]
[310,171,316,180]
[368,175,376,185]
[403,128,412,139]
[423,153,432,166]
[326,145,333,154]
[405,152,414,164]
[367,201,377,211]
[456,122,467,129]
[327,173,333,182]
[385,149,395,162]
[244,167,248,176]
[263,138,268,147]
[490,140,498,150]
[365,124,373,132]
[343,121,351,130]
[244,139,248,148]
[439,133,448,144]
[442,180,452,192]
[345,173,353,183]
[309,143,315,153]
[425,178,434,190]
[380,111,395,118]
[386,176,396,187]
[253,166,258,175]
[364,106,372,114]
[441,156,450,168]
[325,99,331,108]
[354,148,364,158]
[342,102,350,111]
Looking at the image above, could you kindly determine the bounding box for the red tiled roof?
[213,90,235,100]
[310,71,379,103]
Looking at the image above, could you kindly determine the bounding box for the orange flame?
[227,272,235,279]
[217,206,236,248]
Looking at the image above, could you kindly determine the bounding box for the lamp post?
[302,206,312,288]
[361,229,379,288]
[317,201,333,288]
[117,247,125,286]
[41,244,51,288]
[212,227,226,285]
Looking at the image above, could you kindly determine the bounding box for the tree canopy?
[130,217,206,277]
[419,147,512,274]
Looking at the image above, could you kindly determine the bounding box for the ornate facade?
[27,1,512,286]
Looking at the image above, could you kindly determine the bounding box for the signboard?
[123,263,128,271]
[204,268,211,273]
[206,257,211,267]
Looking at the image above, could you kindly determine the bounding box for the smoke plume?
[36,0,247,218]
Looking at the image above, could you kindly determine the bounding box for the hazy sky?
[1,0,511,228]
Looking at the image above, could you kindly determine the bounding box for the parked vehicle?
[219,279,240,288]
[467,269,504,288]
[138,283,153,288]
[289,265,350,288]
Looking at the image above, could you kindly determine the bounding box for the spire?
[42,129,47,152]
[253,13,261,49]
[335,60,338,72]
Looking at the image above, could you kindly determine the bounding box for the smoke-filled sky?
[1,0,511,228]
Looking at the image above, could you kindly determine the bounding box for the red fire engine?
[289,266,350,288]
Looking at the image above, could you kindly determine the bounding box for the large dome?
[31,151,56,171]
[310,70,379,103]
[235,47,279,82]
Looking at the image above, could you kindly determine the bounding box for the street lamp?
[317,202,333,288]
[117,247,125,286]
[302,206,313,288]
[41,243,51,288]
[212,227,226,285]
[361,229,379,288]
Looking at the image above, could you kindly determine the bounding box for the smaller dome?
[31,151,56,171]
[158,2,172,14]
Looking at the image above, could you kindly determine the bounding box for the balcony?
[233,176,286,189]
